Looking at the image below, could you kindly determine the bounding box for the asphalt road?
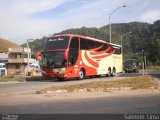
[0,76,119,95]
[0,70,160,115]
[0,92,160,114]
[0,69,159,95]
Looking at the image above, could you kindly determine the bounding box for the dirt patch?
[41,89,160,100]
[0,76,160,106]
[37,76,160,94]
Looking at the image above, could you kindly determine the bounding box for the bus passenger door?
[67,37,79,78]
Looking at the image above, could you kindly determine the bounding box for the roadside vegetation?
[0,76,25,82]
[0,76,53,82]
[22,20,160,66]
[0,76,52,82]
[147,65,160,70]
[37,76,160,94]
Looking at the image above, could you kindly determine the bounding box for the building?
[0,52,8,63]
[7,47,31,76]
[0,52,8,76]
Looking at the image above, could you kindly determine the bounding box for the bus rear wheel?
[111,68,116,77]
[79,69,85,80]
[107,68,112,77]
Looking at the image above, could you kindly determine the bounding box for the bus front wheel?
[58,78,64,81]
[79,69,85,80]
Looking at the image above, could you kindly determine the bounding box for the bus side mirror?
[36,52,41,61]
[64,49,68,60]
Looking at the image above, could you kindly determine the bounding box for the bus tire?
[58,78,64,81]
[107,67,111,77]
[79,69,85,80]
[111,67,116,77]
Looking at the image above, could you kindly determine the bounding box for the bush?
[0,76,25,82]
[147,65,160,70]
[0,76,53,82]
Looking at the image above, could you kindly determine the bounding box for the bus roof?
[49,34,121,47]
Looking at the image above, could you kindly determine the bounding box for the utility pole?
[142,50,145,76]
[121,32,132,72]
[27,39,33,75]
[109,5,126,43]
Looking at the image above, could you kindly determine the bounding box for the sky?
[0,0,160,45]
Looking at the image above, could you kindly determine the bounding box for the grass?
[0,76,25,82]
[0,76,52,82]
[147,65,160,70]
[37,75,159,94]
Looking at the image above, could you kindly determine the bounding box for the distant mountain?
[0,38,19,52]
[21,20,160,65]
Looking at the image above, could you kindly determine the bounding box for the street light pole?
[121,31,132,55]
[27,39,33,75]
[120,31,132,72]
[109,15,111,43]
[142,50,145,76]
[109,5,126,43]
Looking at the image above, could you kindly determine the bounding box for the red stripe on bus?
[90,46,112,55]
[91,50,115,59]
[84,51,99,68]
[89,45,103,51]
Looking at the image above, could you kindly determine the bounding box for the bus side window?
[117,47,121,54]
[108,45,113,53]
[113,46,121,54]
[87,40,96,50]
[68,37,79,66]
[97,43,110,52]
[94,42,102,50]
[80,38,88,50]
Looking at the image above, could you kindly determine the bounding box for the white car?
[30,63,41,72]
[0,63,6,76]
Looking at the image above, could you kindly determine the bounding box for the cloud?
[0,0,68,44]
[0,0,160,44]
[5,0,67,15]
[138,11,160,23]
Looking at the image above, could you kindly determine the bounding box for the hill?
[0,38,19,52]
[22,20,160,65]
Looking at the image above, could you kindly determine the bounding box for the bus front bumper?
[42,68,66,79]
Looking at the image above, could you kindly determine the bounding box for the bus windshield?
[41,51,65,68]
[44,36,69,51]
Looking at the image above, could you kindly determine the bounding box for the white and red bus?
[41,34,122,80]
